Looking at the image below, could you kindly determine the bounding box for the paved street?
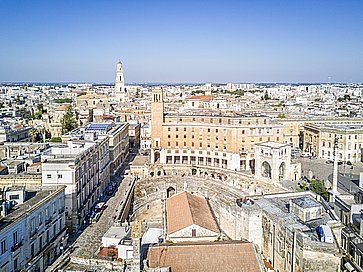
[71,175,133,259]
[297,157,363,181]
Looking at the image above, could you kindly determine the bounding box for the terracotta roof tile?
[147,241,263,272]
[166,192,219,234]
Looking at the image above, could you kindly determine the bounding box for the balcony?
[11,241,23,253]
[30,228,38,238]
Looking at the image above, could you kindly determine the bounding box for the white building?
[41,139,110,231]
[254,142,293,182]
[0,186,66,272]
[114,61,127,102]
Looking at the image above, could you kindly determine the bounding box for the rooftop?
[166,191,219,234]
[0,186,64,231]
[147,241,262,272]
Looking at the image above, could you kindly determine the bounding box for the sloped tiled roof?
[166,191,219,234]
[147,241,263,272]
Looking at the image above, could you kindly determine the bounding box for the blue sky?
[0,0,362,83]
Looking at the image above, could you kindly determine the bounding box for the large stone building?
[151,88,286,174]
[303,122,363,163]
[0,186,66,272]
[62,122,129,177]
[41,139,110,231]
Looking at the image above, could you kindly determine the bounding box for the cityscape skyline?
[1,0,363,83]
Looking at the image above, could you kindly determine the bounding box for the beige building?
[75,93,110,125]
[151,88,285,173]
[303,122,363,162]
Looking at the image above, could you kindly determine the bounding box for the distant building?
[151,88,285,173]
[0,125,31,143]
[114,61,127,102]
[303,122,363,162]
[129,122,141,150]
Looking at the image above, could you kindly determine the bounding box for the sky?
[0,0,363,83]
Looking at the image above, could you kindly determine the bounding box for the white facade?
[159,148,250,172]
[114,61,127,102]
[168,224,219,243]
[254,142,292,182]
[0,187,66,272]
[42,140,110,231]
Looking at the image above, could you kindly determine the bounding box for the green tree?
[61,106,78,134]
[310,179,329,200]
[34,111,42,119]
[49,137,62,143]
[37,103,44,112]
[277,113,286,118]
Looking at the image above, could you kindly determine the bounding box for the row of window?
[170,117,269,125]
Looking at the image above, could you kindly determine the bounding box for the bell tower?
[115,61,126,102]
[151,88,164,163]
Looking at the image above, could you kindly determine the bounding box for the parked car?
[300,152,310,158]
[91,212,102,224]
[94,202,107,213]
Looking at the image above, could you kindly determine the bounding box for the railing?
[11,241,23,253]
[30,228,38,238]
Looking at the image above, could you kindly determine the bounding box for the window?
[9,195,19,200]
[47,174,51,179]
[13,231,18,245]
[14,258,18,271]
[39,236,43,250]
[1,239,6,255]
[38,212,42,225]
[58,174,62,179]
[192,229,196,237]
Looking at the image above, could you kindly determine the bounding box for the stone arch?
[167,187,176,198]
[279,162,286,181]
[261,161,272,179]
